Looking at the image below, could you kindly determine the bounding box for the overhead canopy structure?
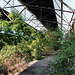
[0,0,58,31]
[0,8,9,20]
[18,0,58,30]
[53,0,75,34]
[0,0,75,32]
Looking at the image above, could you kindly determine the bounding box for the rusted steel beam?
[59,0,75,13]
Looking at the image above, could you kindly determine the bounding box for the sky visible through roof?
[0,0,47,31]
[0,0,75,32]
[53,0,75,33]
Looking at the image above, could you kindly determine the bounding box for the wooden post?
[73,19,75,35]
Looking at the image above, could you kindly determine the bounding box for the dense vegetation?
[1,9,74,75]
[0,10,64,74]
[0,10,61,66]
[49,36,75,75]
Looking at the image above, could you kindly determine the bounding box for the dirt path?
[19,56,54,75]
[8,51,56,75]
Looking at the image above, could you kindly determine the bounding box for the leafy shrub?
[49,40,75,75]
[31,39,43,60]
[53,29,63,50]
[0,43,32,64]
[0,40,5,50]
[0,10,36,45]
[0,43,32,74]
[16,40,32,61]
[0,44,17,63]
[0,12,2,17]
[0,10,64,74]
[44,29,63,52]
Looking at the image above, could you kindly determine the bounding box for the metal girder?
[3,0,11,7]
[42,12,55,19]
[3,4,73,13]
[2,0,15,21]
[55,12,70,25]
[54,0,69,32]
[27,0,36,5]
[18,0,36,5]
[1,9,13,21]
[3,0,11,8]
[59,0,75,13]
[26,14,34,22]
[10,19,57,24]
[61,0,63,30]
[1,0,74,31]
[53,0,69,23]
[14,7,26,21]
[58,0,75,35]
[67,13,75,31]
[2,0,26,22]
[69,13,75,24]
[35,23,41,27]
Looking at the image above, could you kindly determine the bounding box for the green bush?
[0,42,32,63]
[16,40,32,61]
[49,40,75,75]
[53,29,63,50]
[31,39,43,60]
[44,29,63,52]
[0,10,64,71]
[0,40,5,50]
[0,44,16,62]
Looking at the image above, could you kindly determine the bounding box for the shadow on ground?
[19,56,54,75]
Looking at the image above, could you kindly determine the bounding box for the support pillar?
[61,0,63,31]
[73,19,75,35]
